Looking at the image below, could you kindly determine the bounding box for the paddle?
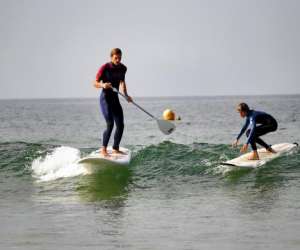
[112,87,175,135]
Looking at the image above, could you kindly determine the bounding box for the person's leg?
[100,98,114,155]
[254,123,277,152]
[246,129,259,160]
[112,104,124,153]
[255,137,270,149]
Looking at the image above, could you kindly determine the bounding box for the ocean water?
[0,95,299,249]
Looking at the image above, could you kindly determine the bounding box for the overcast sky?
[0,0,299,99]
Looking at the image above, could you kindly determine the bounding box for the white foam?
[31,146,88,182]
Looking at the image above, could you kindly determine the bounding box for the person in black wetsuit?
[232,103,278,160]
[93,48,132,156]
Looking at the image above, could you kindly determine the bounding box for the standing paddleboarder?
[93,48,132,156]
[232,103,278,160]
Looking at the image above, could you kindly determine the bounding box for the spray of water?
[31,146,88,182]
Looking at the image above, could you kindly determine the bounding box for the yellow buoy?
[163,109,176,121]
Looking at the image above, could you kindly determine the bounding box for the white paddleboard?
[221,143,298,168]
[77,147,131,173]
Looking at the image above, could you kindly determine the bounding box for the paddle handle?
[113,88,156,120]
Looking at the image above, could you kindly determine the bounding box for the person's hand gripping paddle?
[112,88,175,135]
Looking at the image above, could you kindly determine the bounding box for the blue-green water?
[0,95,300,249]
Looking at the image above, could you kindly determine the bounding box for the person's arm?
[232,118,249,147]
[240,117,256,153]
[119,66,132,102]
[237,119,249,141]
[93,64,112,89]
[120,81,133,102]
[93,80,111,89]
[120,80,128,95]
[246,117,256,145]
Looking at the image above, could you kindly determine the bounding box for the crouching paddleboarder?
[93,48,133,157]
[232,103,278,160]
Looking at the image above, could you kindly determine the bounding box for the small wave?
[0,141,48,173]
[31,146,87,182]
[131,141,231,181]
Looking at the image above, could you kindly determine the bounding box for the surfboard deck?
[77,147,131,172]
[221,143,298,168]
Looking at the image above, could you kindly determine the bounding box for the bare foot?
[112,149,127,155]
[266,147,276,154]
[100,148,109,157]
[248,151,259,160]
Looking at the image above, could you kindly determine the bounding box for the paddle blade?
[157,119,176,135]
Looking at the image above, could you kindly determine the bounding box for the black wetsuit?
[96,62,127,150]
[237,110,278,150]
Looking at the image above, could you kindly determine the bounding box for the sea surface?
[0,95,299,250]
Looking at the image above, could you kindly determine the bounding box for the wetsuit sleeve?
[246,117,256,145]
[95,64,107,82]
[236,118,249,140]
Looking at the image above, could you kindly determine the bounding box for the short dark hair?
[237,102,250,113]
[110,48,122,57]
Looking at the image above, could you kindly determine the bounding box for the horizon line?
[0,92,299,101]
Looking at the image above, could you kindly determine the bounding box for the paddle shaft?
[113,88,157,120]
